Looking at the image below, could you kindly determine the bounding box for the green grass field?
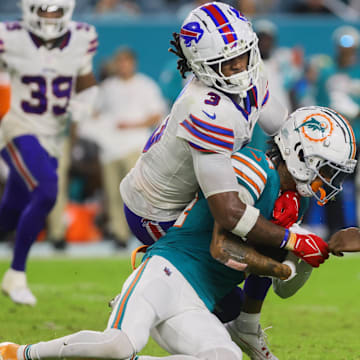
[0,254,359,360]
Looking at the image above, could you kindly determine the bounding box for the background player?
[0,0,98,305]
[0,105,355,360]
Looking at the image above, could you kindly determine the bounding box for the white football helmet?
[22,0,75,40]
[179,2,260,96]
[275,106,357,205]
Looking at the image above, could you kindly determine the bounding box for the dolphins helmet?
[275,106,357,205]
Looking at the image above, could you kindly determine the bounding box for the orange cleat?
[0,342,20,360]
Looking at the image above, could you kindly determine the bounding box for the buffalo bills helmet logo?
[180,22,204,47]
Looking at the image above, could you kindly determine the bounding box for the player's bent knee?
[197,346,243,360]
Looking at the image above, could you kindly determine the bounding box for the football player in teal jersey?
[139,106,357,360]
[0,106,356,360]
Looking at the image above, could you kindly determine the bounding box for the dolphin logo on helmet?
[296,117,327,134]
[295,113,334,142]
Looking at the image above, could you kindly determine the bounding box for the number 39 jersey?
[0,20,97,156]
[120,73,270,221]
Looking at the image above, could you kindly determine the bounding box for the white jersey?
[0,20,97,157]
[120,71,273,221]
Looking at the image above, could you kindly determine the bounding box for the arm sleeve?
[237,185,255,205]
[258,92,289,136]
[191,146,239,198]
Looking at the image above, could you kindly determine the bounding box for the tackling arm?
[210,221,292,280]
[191,148,288,248]
[193,150,329,268]
[257,91,289,136]
[207,191,287,247]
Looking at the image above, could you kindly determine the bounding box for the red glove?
[272,191,300,228]
[285,232,329,267]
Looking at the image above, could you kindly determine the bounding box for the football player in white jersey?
[121,2,287,242]
[120,1,329,257]
[0,0,98,306]
[120,2,329,354]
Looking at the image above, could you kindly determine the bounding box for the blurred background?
[1,0,360,255]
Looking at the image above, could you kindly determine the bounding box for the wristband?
[284,232,297,251]
[280,229,290,248]
[231,204,260,239]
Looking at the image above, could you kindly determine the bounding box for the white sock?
[18,329,134,360]
[236,312,261,333]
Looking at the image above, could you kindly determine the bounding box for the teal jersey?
[143,146,308,311]
[247,123,271,153]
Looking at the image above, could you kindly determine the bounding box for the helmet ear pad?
[179,2,261,96]
[21,0,75,40]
